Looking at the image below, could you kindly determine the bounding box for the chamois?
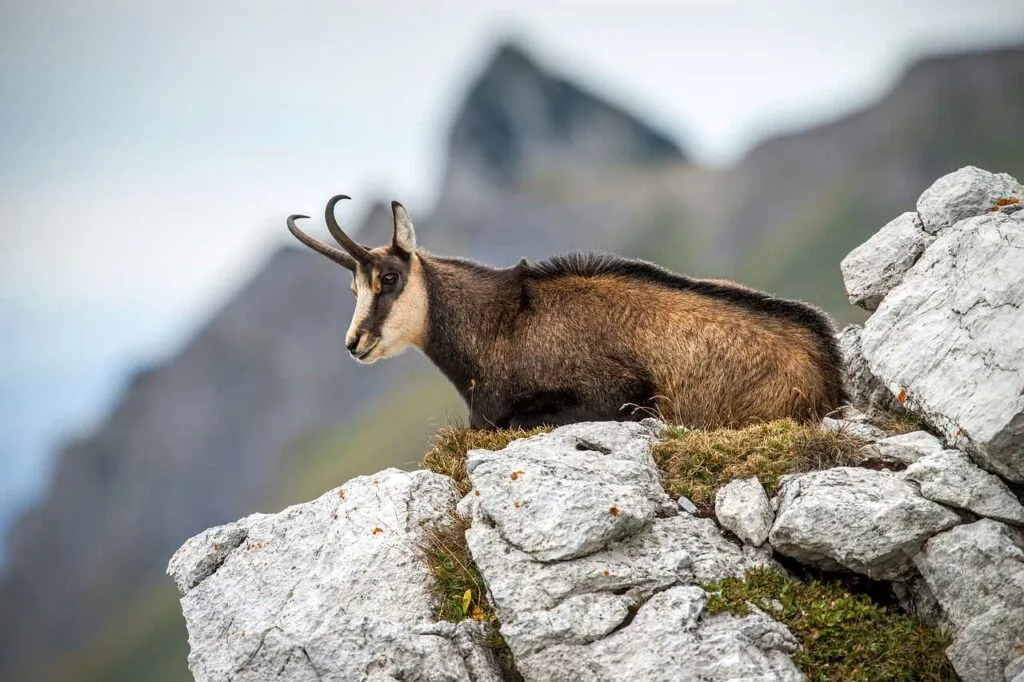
[287,195,847,430]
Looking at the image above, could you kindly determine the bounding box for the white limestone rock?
[856,430,945,466]
[714,477,774,547]
[167,469,500,682]
[836,325,898,413]
[841,211,935,310]
[903,449,1024,526]
[914,520,1024,682]
[916,165,1024,234]
[860,209,1024,482]
[463,421,675,562]
[463,421,799,681]
[769,467,960,580]
[529,586,803,682]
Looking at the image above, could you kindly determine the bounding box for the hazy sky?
[1,0,1022,551]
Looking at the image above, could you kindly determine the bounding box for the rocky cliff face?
[171,166,1024,681]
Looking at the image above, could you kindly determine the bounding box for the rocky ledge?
[170,167,1024,682]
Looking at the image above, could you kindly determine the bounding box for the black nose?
[346,334,362,354]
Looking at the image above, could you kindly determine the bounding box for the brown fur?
[416,257,844,429]
[289,199,847,430]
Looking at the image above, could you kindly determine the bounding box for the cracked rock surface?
[167,469,500,682]
[461,422,799,681]
[769,467,960,580]
[835,324,897,413]
[861,209,1024,482]
[464,421,675,562]
[841,211,934,310]
[902,449,1024,526]
[914,520,1024,682]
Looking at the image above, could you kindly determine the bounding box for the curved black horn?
[287,214,357,271]
[325,194,371,264]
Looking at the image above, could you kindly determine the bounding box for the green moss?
[419,513,523,681]
[654,419,865,514]
[703,568,955,681]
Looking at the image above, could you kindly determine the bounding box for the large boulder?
[462,421,675,562]
[859,208,1024,482]
[461,422,801,681]
[914,519,1024,682]
[167,469,501,682]
[841,167,1024,481]
[768,467,960,580]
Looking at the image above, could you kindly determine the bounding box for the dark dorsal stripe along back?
[525,252,830,338]
[523,251,847,404]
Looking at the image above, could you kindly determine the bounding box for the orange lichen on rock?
[991,197,1020,211]
[609,506,620,516]
[511,470,525,481]
[896,388,908,404]
[372,527,384,535]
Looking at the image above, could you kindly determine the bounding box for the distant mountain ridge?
[441,43,684,211]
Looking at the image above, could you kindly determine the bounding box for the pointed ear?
[391,201,417,255]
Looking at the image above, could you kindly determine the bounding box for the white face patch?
[346,268,375,348]
[377,256,427,356]
[344,255,428,364]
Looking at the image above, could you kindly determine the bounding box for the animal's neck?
[418,255,512,397]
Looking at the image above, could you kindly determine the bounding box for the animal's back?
[520,254,844,428]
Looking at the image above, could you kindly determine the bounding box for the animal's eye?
[381,273,399,287]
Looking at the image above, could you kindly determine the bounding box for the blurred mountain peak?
[439,41,686,210]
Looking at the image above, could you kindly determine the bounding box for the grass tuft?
[418,512,523,681]
[703,568,955,681]
[419,513,493,624]
[654,419,864,513]
[420,425,552,495]
[869,410,926,436]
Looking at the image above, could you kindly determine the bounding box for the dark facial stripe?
[360,271,405,336]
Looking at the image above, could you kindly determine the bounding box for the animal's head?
[287,195,427,364]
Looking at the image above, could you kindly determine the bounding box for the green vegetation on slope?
[703,568,955,681]
[653,419,865,514]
